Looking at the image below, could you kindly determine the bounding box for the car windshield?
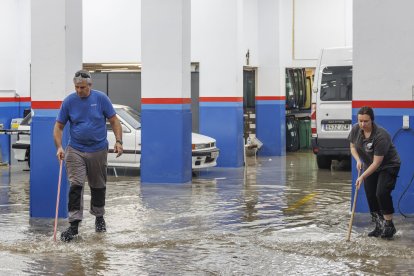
[320,66,352,101]
[20,113,32,126]
[115,107,141,129]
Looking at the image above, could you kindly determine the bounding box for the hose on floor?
[392,127,414,218]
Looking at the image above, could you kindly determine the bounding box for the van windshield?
[320,66,352,101]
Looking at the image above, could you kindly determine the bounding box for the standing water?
[1,151,414,275]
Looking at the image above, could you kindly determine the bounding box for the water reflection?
[2,153,414,274]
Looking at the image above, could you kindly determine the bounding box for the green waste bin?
[298,119,311,149]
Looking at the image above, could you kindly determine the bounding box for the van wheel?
[317,155,332,169]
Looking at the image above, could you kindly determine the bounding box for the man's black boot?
[381,219,396,239]
[368,212,384,237]
[60,220,80,242]
[95,216,106,232]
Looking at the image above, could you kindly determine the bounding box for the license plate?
[210,151,218,158]
[323,124,351,131]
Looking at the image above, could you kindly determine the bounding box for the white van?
[311,47,353,169]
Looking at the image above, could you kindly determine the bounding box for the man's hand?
[56,147,65,161]
[114,142,123,158]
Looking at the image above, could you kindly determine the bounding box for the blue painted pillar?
[30,108,69,218]
[30,107,69,218]
[199,98,244,167]
[141,100,192,183]
[352,102,414,214]
[256,96,286,156]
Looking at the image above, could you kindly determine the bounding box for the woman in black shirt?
[348,106,400,239]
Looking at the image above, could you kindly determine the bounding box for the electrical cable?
[392,127,414,218]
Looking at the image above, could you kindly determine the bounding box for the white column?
[255,0,285,156]
[257,0,281,99]
[30,0,82,217]
[16,0,31,99]
[31,0,82,104]
[141,0,190,100]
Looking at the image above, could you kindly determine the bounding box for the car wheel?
[317,155,332,169]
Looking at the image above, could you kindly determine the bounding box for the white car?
[12,105,219,169]
[11,114,31,166]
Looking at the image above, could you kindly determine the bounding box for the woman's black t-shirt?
[348,122,400,170]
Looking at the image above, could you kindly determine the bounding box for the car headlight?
[192,142,215,150]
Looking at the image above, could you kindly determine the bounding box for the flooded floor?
[2,151,414,275]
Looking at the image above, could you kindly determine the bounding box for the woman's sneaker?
[381,220,396,239]
[95,216,106,232]
[368,212,384,237]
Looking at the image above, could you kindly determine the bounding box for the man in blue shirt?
[53,70,123,242]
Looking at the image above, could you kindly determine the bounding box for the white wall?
[83,0,352,68]
[354,0,414,101]
[0,0,18,92]
[280,0,352,69]
[293,0,352,60]
[83,0,141,63]
[0,1,352,98]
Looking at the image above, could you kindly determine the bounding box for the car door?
[106,116,137,167]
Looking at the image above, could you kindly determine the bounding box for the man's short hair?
[73,70,92,84]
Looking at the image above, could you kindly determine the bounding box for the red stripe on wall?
[199,97,243,102]
[353,101,414,108]
[0,97,31,102]
[141,98,191,104]
[256,96,285,100]
[31,101,62,109]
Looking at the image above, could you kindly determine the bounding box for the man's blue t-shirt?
[57,90,116,152]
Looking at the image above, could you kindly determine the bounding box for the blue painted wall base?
[351,110,414,214]
[256,101,286,156]
[0,104,30,164]
[141,108,192,183]
[199,103,244,167]
[30,112,68,218]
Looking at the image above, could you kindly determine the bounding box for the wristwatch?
[116,140,123,145]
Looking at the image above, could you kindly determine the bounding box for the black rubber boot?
[60,220,80,242]
[381,220,396,239]
[368,212,384,237]
[95,216,106,232]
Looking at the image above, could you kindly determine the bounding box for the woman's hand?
[356,160,363,171]
[355,174,364,190]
